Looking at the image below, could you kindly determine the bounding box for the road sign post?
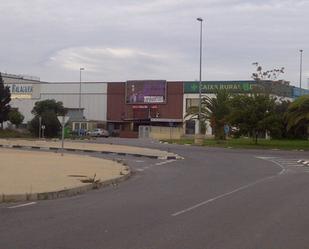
[38,116,42,139]
[57,116,69,156]
[41,125,46,139]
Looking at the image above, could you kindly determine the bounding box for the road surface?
[1,139,309,249]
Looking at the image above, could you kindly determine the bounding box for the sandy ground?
[0,139,174,158]
[0,148,127,195]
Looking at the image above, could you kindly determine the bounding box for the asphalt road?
[1,139,309,249]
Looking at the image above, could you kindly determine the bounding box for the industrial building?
[2,72,308,138]
[2,73,108,131]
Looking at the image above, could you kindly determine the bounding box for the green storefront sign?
[184,81,255,94]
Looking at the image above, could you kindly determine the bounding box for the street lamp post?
[196,17,203,144]
[78,67,85,137]
[299,50,303,96]
[79,67,85,109]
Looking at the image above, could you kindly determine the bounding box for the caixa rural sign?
[184,81,256,94]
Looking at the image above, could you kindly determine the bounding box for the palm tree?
[186,90,230,140]
[286,95,309,138]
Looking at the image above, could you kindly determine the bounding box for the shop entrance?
[138,126,151,138]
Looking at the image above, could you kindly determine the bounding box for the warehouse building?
[2,72,308,138]
[2,73,108,131]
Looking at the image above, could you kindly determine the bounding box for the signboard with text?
[184,81,256,94]
[5,83,40,99]
[126,80,167,104]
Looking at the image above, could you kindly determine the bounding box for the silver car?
[87,128,109,137]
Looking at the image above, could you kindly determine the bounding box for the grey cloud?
[0,0,308,86]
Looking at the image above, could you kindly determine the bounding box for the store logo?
[10,84,33,94]
[185,82,253,93]
[191,83,199,92]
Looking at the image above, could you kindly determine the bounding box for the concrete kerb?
[0,143,182,160]
[1,169,132,203]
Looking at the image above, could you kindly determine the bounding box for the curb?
[0,144,182,160]
[1,170,132,203]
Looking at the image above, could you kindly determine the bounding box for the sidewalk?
[0,148,130,202]
[0,139,180,159]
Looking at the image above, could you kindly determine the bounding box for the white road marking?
[155,160,177,166]
[8,202,37,209]
[269,160,287,175]
[172,175,280,217]
[172,158,286,217]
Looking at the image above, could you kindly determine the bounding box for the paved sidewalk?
[0,148,129,202]
[0,139,179,159]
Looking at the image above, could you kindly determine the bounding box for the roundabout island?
[0,148,130,202]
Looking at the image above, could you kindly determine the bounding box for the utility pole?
[299,49,303,96]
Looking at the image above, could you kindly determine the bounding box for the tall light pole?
[79,67,85,109]
[299,49,303,96]
[197,17,203,135]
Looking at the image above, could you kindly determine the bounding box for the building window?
[186,98,199,111]
[81,123,88,130]
[74,123,80,131]
[185,120,196,135]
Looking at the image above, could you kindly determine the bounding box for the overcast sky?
[0,0,308,86]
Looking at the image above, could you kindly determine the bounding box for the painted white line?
[8,202,37,209]
[171,175,278,217]
[279,161,298,163]
[288,164,304,167]
[256,157,277,161]
[172,159,286,217]
[155,160,177,166]
[155,161,166,166]
[275,161,298,164]
[269,160,286,175]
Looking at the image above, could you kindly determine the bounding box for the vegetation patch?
[0,129,32,138]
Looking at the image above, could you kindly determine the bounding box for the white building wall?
[183,93,215,135]
[4,78,108,123]
[41,82,107,121]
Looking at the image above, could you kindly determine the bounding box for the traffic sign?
[57,116,69,126]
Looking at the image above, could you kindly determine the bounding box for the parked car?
[87,128,109,137]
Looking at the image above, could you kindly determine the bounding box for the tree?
[8,108,24,128]
[269,100,291,139]
[229,94,280,144]
[285,95,309,139]
[29,99,66,137]
[186,90,231,139]
[251,63,285,95]
[0,73,11,129]
[252,62,285,81]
